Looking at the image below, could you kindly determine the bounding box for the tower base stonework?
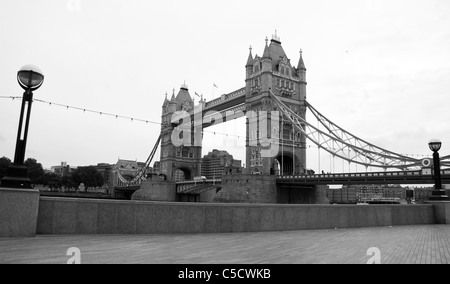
[0,187,40,237]
[213,174,329,204]
[131,180,176,202]
[214,174,277,203]
[276,184,330,204]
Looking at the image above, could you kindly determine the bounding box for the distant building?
[328,184,408,204]
[328,186,358,204]
[115,159,140,180]
[356,185,406,201]
[51,162,75,177]
[96,163,113,188]
[174,169,186,182]
[201,149,242,179]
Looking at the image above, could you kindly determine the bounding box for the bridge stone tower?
[245,33,307,175]
[160,85,202,181]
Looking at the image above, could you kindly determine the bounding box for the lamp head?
[429,138,442,152]
[17,64,44,91]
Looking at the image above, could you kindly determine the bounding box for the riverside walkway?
[1,225,450,264]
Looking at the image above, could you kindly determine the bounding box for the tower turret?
[246,46,254,79]
[297,50,307,100]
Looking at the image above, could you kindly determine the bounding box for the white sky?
[1,0,450,173]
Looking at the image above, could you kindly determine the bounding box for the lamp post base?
[0,164,31,189]
[429,190,449,201]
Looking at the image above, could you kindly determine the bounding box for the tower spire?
[298,49,306,71]
[263,38,270,59]
[171,88,176,101]
[246,45,254,67]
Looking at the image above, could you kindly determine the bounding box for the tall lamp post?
[428,139,449,201]
[0,65,44,189]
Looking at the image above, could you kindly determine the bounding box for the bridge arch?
[275,152,300,175]
[174,167,193,182]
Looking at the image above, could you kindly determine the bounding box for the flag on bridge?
[213,83,218,88]
[194,92,200,97]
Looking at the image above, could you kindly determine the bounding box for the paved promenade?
[1,225,449,264]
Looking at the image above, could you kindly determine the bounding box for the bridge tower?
[245,33,307,175]
[160,85,202,181]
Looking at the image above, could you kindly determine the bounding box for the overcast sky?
[1,0,450,173]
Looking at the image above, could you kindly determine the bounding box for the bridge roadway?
[277,170,450,185]
[176,179,221,195]
[172,88,246,128]
[117,170,449,197]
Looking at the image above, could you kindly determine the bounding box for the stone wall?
[37,197,435,235]
[0,188,40,237]
[426,201,450,224]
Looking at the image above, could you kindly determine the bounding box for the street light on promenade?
[0,65,44,189]
[428,139,449,201]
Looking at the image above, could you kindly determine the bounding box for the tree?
[71,166,104,188]
[41,172,61,190]
[61,175,76,189]
[0,156,11,179]
[24,158,45,184]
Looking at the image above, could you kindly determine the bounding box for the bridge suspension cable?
[116,134,161,186]
[268,90,449,170]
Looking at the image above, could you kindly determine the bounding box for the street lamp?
[0,65,44,189]
[428,139,449,201]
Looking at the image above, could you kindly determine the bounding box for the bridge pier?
[277,184,329,204]
[214,174,329,204]
[214,174,277,203]
[131,179,176,202]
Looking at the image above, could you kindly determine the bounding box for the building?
[96,163,113,188]
[328,186,358,204]
[50,162,75,177]
[112,158,154,181]
[328,185,409,204]
[356,185,406,203]
[201,149,242,179]
[160,84,203,182]
[245,33,307,176]
[159,34,308,181]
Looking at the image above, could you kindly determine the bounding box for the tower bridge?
[116,34,449,203]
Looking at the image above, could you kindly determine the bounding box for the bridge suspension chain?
[268,90,426,170]
[116,134,161,186]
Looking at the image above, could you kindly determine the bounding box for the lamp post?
[0,65,44,189]
[428,139,449,201]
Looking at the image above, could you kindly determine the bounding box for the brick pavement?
[0,225,449,264]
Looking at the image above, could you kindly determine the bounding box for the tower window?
[281,67,285,75]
